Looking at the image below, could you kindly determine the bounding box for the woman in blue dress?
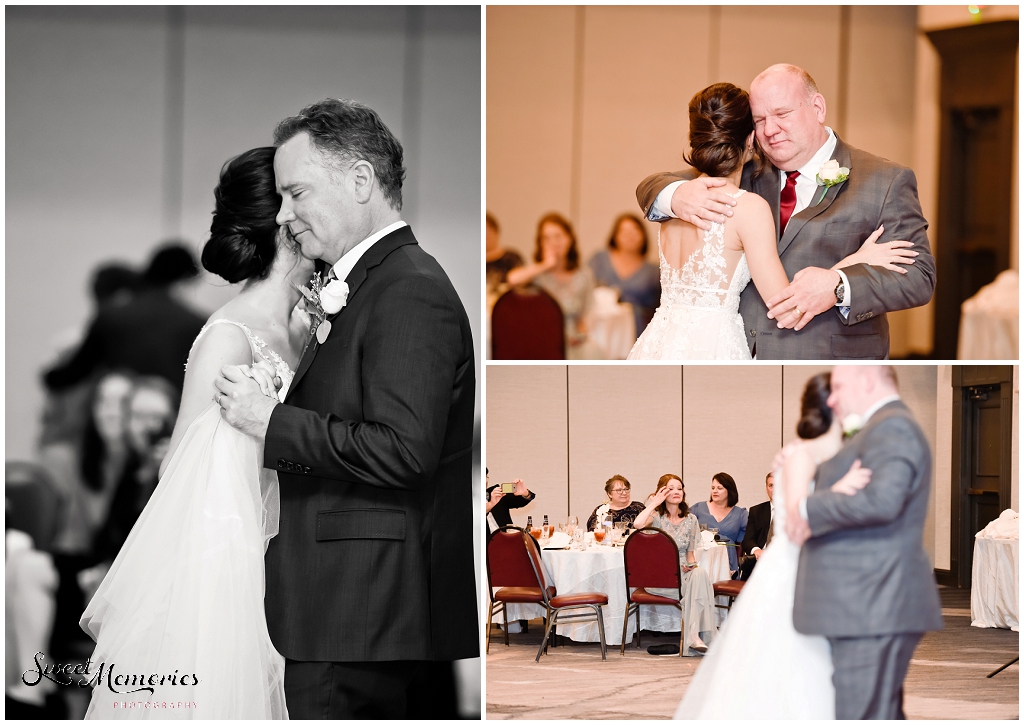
[588,213,660,338]
[690,472,747,572]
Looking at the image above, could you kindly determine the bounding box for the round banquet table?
[586,302,636,360]
[957,269,1018,360]
[491,541,731,645]
[970,537,1019,631]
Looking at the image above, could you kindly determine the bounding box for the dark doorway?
[946,366,1014,588]
[926,21,1017,359]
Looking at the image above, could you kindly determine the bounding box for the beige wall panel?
[897,366,939,565]
[934,365,953,569]
[574,6,711,262]
[683,366,783,511]
[1012,366,1019,512]
[567,365,683,526]
[718,6,841,108]
[6,11,168,461]
[485,366,568,527]
[486,6,576,258]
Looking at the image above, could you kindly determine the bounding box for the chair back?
[491,287,565,359]
[487,526,551,598]
[623,528,682,592]
[5,461,62,552]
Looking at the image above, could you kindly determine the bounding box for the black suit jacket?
[262,226,477,663]
[44,288,206,390]
[741,500,773,555]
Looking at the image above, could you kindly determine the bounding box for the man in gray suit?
[787,366,943,719]
[636,64,935,359]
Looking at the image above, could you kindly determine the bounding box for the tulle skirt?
[80,404,287,719]
[627,302,751,360]
[675,536,834,719]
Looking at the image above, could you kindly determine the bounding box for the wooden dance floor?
[485,586,1019,720]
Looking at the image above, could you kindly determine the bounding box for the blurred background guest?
[633,473,716,654]
[691,472,747,572]
[92,376,178,563]
[588,213,660,338]
[43,244,206,393]
[486,213,524,307]
[586,474,645,531]
[739,472,775,579]
[485,468,535,535]
[508,213,604,360]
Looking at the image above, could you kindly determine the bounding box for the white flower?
[816,159,850,186]
[842,413,864,437]
[319,279,349,314]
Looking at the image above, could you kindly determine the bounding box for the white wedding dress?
[81,320,292,719]
[675,442,835,719]
[628,190,752,360]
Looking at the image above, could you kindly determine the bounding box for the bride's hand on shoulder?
[243,360,282,399]
[670,176,736,230]
[831,459,872,496]
[835,225,918,273]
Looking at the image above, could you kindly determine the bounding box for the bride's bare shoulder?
[186,318,252,381]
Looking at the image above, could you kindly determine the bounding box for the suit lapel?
[777,136,854,257]
[285,225,419,401]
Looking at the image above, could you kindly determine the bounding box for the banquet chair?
[5,462,62,552]
[486,526,609,662]
[621,528,685,656]
[712,579,745,614]
[491,287,565,359]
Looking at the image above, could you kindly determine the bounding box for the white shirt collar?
[330,220,407,284]
[793,126,837,181]
[862,394,901,425]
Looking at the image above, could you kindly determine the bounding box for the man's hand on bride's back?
[670,177,738,231]
[831,459,872,496]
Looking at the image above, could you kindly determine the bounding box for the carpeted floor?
[485,586,1018,720]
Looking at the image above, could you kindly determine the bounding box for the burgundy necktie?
[779,170,800,232]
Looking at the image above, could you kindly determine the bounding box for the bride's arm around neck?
[734,192,789,302]
[158,323,253,479]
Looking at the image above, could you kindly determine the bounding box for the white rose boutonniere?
[841,413,864,440]
[297,273,350,345]
[813,159,850,205]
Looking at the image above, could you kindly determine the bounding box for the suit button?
[303,466,312,474]
[277,458,285,469]
[749,329,757,337]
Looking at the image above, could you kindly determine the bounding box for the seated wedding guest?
[92,376,178,561]
[485,468,536,534]
[691,472,748,572]
[43,244,206,392]
[633,474,716,655]
[588,213,661,338]
[507,213,603,360]
[737,472,774,580]
[486,213,524,304]
[586,474,646,531]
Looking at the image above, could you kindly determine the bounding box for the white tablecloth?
[492,542,731,645]
[971,537,1019,631]
[587,303,636,360]
[958,270,1018,360]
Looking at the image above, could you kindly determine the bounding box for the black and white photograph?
[6,6,481,720]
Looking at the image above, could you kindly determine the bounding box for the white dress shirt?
[798,394,902,521]
[650,127,851,311]
[330,220,408,283]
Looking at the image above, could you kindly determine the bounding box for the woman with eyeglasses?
[586,474,646,531]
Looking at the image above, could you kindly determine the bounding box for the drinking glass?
[594,528,606,544]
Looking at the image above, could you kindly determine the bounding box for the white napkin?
[591,286,621,314]
[976,509,1019,540]
[699,530,716,549]
[543,531,572,549]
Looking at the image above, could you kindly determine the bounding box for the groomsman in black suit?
[739,472,775,578]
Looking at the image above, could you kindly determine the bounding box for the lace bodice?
[188,319,295,401]
[659,190,750,314]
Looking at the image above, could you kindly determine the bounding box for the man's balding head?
[749,63,829,172]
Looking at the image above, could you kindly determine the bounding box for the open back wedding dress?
[675,441,835,719]
[81,320,292,719]
[628,190,752,360]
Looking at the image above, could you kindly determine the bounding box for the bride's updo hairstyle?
[797,372,833,439]
[203,147,281,284]
[683,83,760,178]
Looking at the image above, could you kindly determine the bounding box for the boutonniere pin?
[297,273,349,344]
[841,413,864,440]
[813,159,850,205]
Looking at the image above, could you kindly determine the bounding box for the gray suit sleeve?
[840,167,936,324]
[805,418,926,537]
[636,169,696,221]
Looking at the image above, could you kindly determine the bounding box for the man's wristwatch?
[834,277,845,304]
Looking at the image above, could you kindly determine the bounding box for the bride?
[628,83,915,360]
[80,147,314,719]
[675,372,870,719]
